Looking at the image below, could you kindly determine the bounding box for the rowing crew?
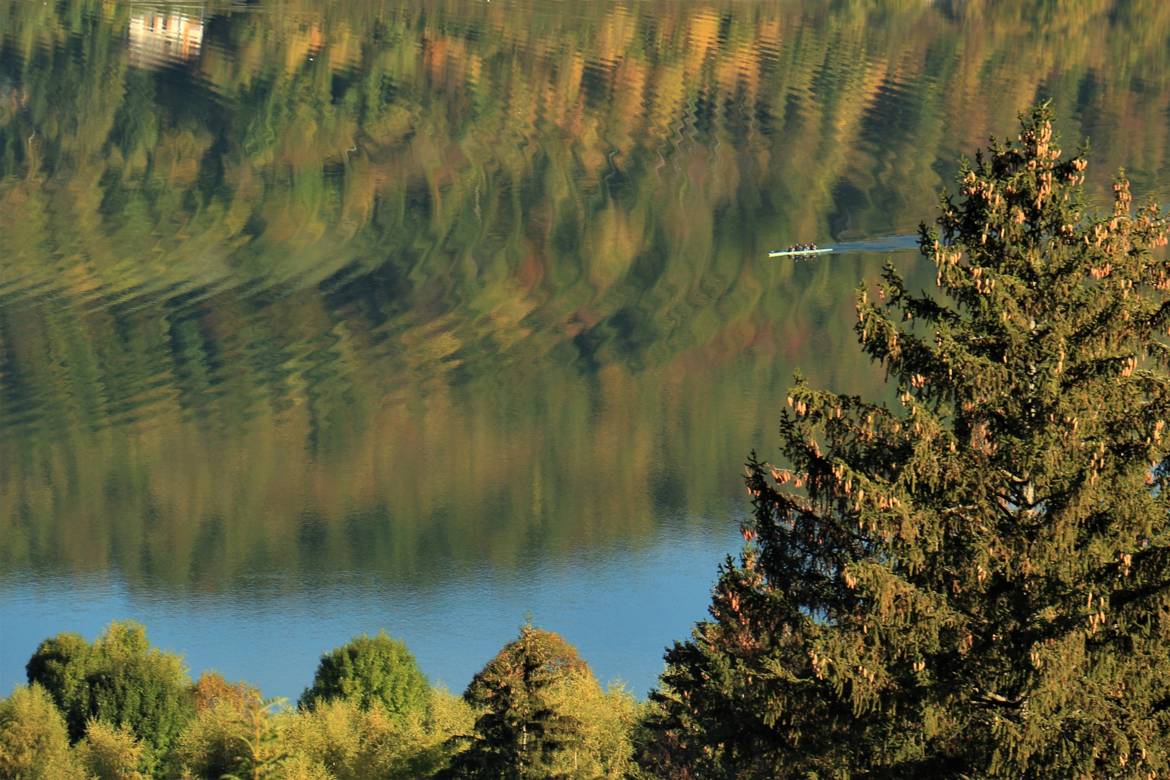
[786,242,818,253]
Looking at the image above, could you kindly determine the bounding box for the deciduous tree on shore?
[299,632,430,720]
[25,621,194,773]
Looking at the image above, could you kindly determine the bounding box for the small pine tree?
[640,105,1170,777]
[448,625,587,779]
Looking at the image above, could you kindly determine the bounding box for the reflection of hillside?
[2,0,1170,586]
[0,358,774,590]
[0,250,915,590]
[129,9,204,68]
[3,0,1169,306]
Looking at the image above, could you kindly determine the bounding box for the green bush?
[299,632,430,719]
[545,676,639,779]
[6,622,635,779]
[22,632,91,734]
[25,621,195,766]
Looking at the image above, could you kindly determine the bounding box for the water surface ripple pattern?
[2,0,1170,697]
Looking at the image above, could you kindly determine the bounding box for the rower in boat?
[768,243,832,258]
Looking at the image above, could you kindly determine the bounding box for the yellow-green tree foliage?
[0,684,84,780]
[75,720,149,780]
[172,692,288,780]
[5,623,631,779]
[642,105,1170,777]
[281,688,474,779]
[544,677,640,779]
[175,685,474,779]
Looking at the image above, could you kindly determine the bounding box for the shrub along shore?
[2,621,644,779]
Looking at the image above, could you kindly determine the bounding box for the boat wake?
[768,233,920,258]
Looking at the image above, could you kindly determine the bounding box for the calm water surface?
[3,0,1170,697]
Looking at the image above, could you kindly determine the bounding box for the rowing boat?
[768,247,833,258]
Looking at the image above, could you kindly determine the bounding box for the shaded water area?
[3,0,1170,697]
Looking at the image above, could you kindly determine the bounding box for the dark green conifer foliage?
[640,105,1170,778]
[448,625,586,779]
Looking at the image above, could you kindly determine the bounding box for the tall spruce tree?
[640,105,1170,778]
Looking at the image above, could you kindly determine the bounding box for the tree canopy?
[299,632,431,719]
[449,624,590,779]
[25,621,194,769]
[641,104,1170,777]
[7,620,640,779]
[0,684,84,780]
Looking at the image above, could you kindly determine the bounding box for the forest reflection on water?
[3,0,1170,696]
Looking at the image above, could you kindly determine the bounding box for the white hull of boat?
[768,248,833,258]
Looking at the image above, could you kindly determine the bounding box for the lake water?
[3,0,1170,699]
